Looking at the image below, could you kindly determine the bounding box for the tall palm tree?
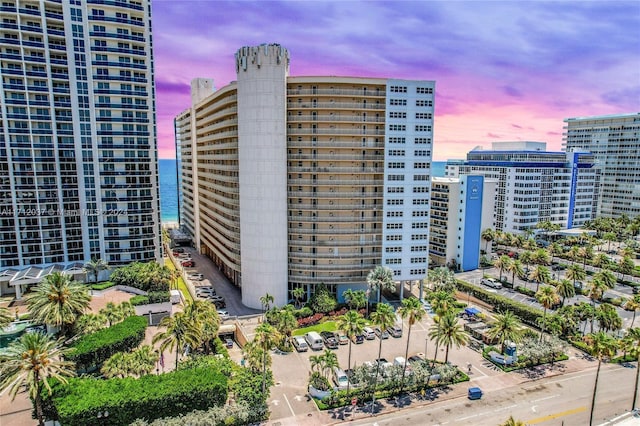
[272,305,298,349]
[83,257,110,283]
[624,328,640,410]
[506,259,524,288]
[320,348,339,379]
[586,279,609,333]
[536,286,560,342]
[593,269,616,290]
[253,322,281,395]
[618,256,635,282]
[342,289,367,311]
[556,279,576,306]
[367,266,395,303]
[529,265,551,293]
[336,310,366,393]
[152,311,202,370]
[567,264,587,289]
[494,255,512,281]
[369,302,396,409]
[183,300,220,353]
[428,312,469,364]
[481,228,495,254]
[578,246,594,268]
[548,242,563,265]
[129,345,160,376]
[486,311,524,354]
[585,332,618,426]
[519,250,533,276]
[595,304,622,333]
[624,296,640,328]
[259,293,275,315]
[75,313,107,335]
[100,301,124,327]
[430,290,455,317]
[292,286,305,309]
[532,248,551,266]
[592,253,611,270]
[398,297,426,392]
[0,332,75,426]
[26,272,91,335]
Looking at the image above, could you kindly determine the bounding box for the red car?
[181,260,194,267]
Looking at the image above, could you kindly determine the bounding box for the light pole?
[424,336,429,362]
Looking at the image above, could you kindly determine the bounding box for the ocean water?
[158,159,178,223]
[157,159,447,224]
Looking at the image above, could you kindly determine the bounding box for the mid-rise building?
[563,113,640,218]
[0,0,161,296]
[446,142,596,234]
[429,176,497,271]
[176,44,435,309]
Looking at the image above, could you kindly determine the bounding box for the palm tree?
[548,242,563,265]
[101,351,131,378]
[586,279,609,333]
[428,312,468,364]
[336,310,366,393]
[618,256,635,282]
[253,322,281,395]
[0,306,13,328]
[486,311,524,354]
[152,311,202,370]
[481,228,495,254]
[603,231,617,253]
[585,331,618,426]
[369,302,396,408]
[83,257,110,283]
[624,296,640,328]
[320,348,339,379]
[183,300,220,353]
[596,304,622,333]
[129,345,160,376]
[594,269,617,290]
[272,305,298,348]
[506,259,524,288]
[367,266,395,303]
[398,297,426,391]
[519,250,533,276]
[578,246,594,268]
[342,289,367,311]
[501,416,526,426]
[292,286,305,309]
[536,286,560,342]
[494,255,512,281]
[430,290,455,317]
[0,332,75,426]
[624,328,640,410]
[259,293,275,315]
[556,279,576,306]
[592,253,611,269]
[567,264,587,289]
[75,313,107,335]
[100,301,124,327]
[529,265,551,293]
[26,272,91,335]
[532,248,551,266]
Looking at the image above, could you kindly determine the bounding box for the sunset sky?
[152,1,640,160]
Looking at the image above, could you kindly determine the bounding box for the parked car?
[172,248,185,254]
[320,331,339,349]
[195,286,215,296]
[408,354,424,365]
[214,300,226,309]
[181,260,195,267]
[217,310,229,319]
[351,334,364,344]
[633,287,640,295]
[188,273,204,281]
[207,295,225,303]
[177,253,192,259]
[337,333,349,345]
[224,338,234,349]
[362,327,376,340]
[374,327,390,339]
[388,325,403,338]
[292,336,308,352]
[481,278,502,289]
[468,387,483,400]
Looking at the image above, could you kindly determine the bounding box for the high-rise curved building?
[176,44,435,309]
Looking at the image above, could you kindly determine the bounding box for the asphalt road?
[340,363,639,426]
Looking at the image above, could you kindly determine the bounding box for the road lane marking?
[531,394,558,403]
[283,393,295,417]
[527,406,587,424]
[494,404,518,412]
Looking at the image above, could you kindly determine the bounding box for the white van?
[362,327,376,340]
[305,331,324,350]
[333,367,349,390]
[292,336,308,352]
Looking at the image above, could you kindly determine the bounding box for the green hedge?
[456,280,544,328]
[90,281,115,290]
[67,315,147,372]
[130,291,170,306]
[52,367,227,425]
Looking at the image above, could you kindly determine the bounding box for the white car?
[195,287,215,296]
[217,310,229,319]
[481,278,502,289]
[188,273,204,281]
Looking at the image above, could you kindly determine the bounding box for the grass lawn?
[292,321,337,336]
[164,258,193,303]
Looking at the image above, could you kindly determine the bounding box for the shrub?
[130,295,150,306]
[130,291,170,306]
[515,286,535,297]
[110,262,171,292]
[90,281,115,291]
[66,315,147,372]
[294,307,313,318]
[297,313,324,327]
[52,367,227,425]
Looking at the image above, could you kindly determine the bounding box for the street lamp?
[424,336,429,362]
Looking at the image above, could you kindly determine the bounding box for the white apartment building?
[446,142,596,234]
[563,113,640,218]
[176,44,435,309]
[0,0,161,296]
[430,176,497,271]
